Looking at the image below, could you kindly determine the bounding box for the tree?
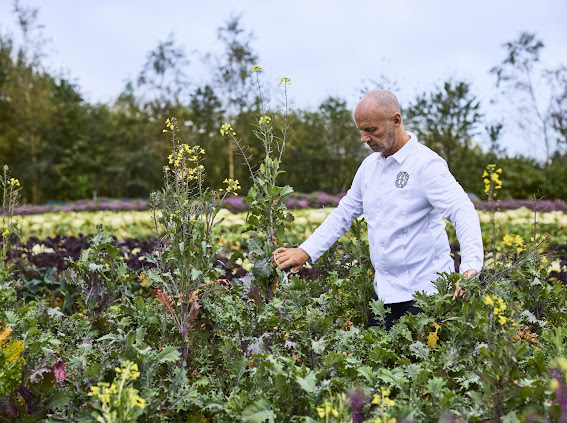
[134,34,191,115]
[0,2,57,203]
[281,97,366,194]
[212,16,258,180]
[491,32,567,165]
[406,80,483,164]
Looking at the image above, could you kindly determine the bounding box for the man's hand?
[271,247,310,273]
[452,269,477,301]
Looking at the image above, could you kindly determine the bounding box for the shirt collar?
[383,131,417,164]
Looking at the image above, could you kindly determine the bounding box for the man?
[272,89,483,329]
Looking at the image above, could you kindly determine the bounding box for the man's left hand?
[452,269,477,301]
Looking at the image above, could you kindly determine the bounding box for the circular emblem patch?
[395,171,409,188]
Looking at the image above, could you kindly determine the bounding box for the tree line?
[0,4,566,205]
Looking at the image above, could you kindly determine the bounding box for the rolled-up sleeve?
[299,167,364,263]
[423,158,484,273]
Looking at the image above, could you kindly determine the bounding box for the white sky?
[1,0,566,159]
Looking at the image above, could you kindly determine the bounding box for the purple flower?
[298,200,308,208]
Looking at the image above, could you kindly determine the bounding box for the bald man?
[272,90,483,329]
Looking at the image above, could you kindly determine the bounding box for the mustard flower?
[220,123,236,136]
[258,115,272,125]
[251,65,262,72]
[279,76,291,84]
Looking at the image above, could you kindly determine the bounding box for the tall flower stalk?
[220,67,295,299]
[1,165,22,280]
[482,164,503,257]
[149,117,239,366]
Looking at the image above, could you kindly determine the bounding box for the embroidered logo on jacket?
[395,171,409,188]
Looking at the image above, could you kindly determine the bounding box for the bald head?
[354,90,409,156]
[355,90,400,118]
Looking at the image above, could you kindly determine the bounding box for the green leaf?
[357,366,376,383]
[295,371,317,393]
[156,346,180,363]
[311,336,327,355]
[191,268,203,280]
[242,398,276,423]
[409,342,429,360]
[39,390,72,413]
[4,311,17,325]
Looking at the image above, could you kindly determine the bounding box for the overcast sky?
[1,0,566,159]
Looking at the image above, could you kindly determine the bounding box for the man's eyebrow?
[358,126,377,131]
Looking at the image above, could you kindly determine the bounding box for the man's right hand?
[271,247,310,273]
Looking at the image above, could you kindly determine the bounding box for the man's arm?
[272,163,366,271]
[423,158,484,297]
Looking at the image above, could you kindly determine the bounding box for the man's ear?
[392,113,402,127]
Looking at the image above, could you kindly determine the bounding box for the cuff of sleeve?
[459,258,483,274]
[298,241,318,263]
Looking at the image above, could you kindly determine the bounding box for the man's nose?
[361,133,371,143]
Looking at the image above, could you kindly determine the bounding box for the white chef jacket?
[299,132,484,303]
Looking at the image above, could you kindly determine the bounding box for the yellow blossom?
[132,394,145,409]
[251,65,262,72]
[88,386,101,396]
[279,76,291,84]
[220,123,236,136]
[317,407,325,418]
[372,394,381,404]
[498,315,508,325]
[483,296,494,306]
[383,397,396,407]
[258,115,272,125]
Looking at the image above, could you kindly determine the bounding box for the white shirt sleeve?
[299,165,364,262]
[422,158,484,273]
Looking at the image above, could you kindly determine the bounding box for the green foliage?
[223,68,295,299]
[64,226,134,321]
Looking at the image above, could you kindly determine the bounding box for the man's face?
[354,110,396,155]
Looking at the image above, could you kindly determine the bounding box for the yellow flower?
[279,76,291,84]
[220,123,236,136]
[483,296,494,306]
[132,394,145,409]
[251,65,263,72]
[332,408,339,417]
[383,397,396,407]
[550,378,560,390]
[372,394,381,404]
[498,314,507,325]
[258,115,272,125]
[88,386,101,396]
[317,407,325,418]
